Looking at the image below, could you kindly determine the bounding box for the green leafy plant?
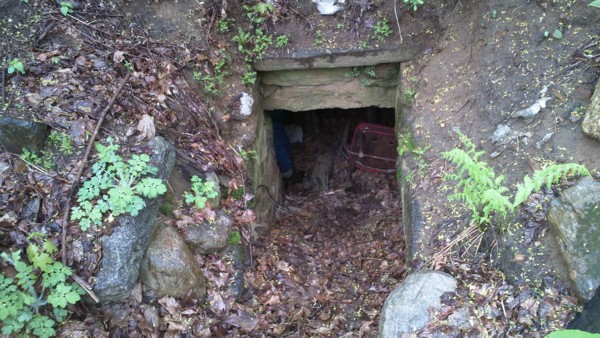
[588,0,600,8]
[242,2,274,25]
[8,58,25,75]
[346,67,362,78]
[544,29,563,39]
[21,148,43,166]
[59,1,73,16]
[184,175,218,209]
[48,131,73,155]
[239,148,256,161]
[21,149,54,170]
[20,131,74,171]
[193,53,228,95]
[404,0,424,11]
[233,28,252,53]
[218,19,230,33]
[275,35,289,48]
[545,329,600,337]
[123,60,134,72]
[70,137,167,231]
[0,235,84,337]
[363,65,376,77]
[313,30,325,47]
[241,69,257,85]
[229,231,242,245]
[372,19,392,42]
[443,132,590,229]
[403,88,417,105]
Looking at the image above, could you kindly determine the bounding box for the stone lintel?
[253,46,418,71]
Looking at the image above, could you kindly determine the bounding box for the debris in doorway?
[344,123,397,174]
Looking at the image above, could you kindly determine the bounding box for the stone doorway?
[265,107,396,194]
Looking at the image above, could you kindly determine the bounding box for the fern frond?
[513,163,590,207]
[481,188,513,219]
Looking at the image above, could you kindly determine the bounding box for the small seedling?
[184,175,218,209]
[124,60,134,72]
[544,29,563,39]
[372,19,392,42]
[229,231,242,245]
[552,29,563,39]
[218,19,230,34]
[59,2,73,16]
[50,57,60,64]
[7,58,25,75]
[363,65,376,77]
[589,0,600,8]
[491,9,497,19]
[404,0,424,11]
[242,71,257,85]
[275,35,289,48]
[48,131,74,155]
[313,30,325,47]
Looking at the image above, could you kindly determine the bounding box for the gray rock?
[93,136,176,303]
[491,124,513,145]
[140,224,207,300]
[583,81,600,141]
[547,177,600,301]
[224,244,251,299]
[0,116,49,154]
[181,211,232,254]
[379,270,457,337]
[568,285,600,333]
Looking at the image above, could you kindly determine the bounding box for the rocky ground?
[0,0,598,336]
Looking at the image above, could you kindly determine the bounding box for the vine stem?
[60,73,130,286]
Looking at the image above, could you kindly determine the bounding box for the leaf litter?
[0,0,585,336]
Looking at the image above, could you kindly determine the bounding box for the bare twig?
[71,273,100,303]
[61,72,131,265]
[394,0,403,44]
[1,68,5,111]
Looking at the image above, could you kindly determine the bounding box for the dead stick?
[61,72,131,265]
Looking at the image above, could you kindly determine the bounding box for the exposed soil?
[0,0,598,336]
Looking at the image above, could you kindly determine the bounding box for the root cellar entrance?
[247,107,406,335]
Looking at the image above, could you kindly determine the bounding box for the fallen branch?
[61,72,131,265]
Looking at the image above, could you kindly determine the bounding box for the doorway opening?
[266,106,397,194]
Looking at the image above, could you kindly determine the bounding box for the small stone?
[181,211,232,254]
[582,81,600,141]
[514,254,526,262]
[379,270,457,337]
[140,224,207,300]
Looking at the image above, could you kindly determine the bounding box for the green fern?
[513,163,590,207]
[443,132,513,228]
[443,132,591,230]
